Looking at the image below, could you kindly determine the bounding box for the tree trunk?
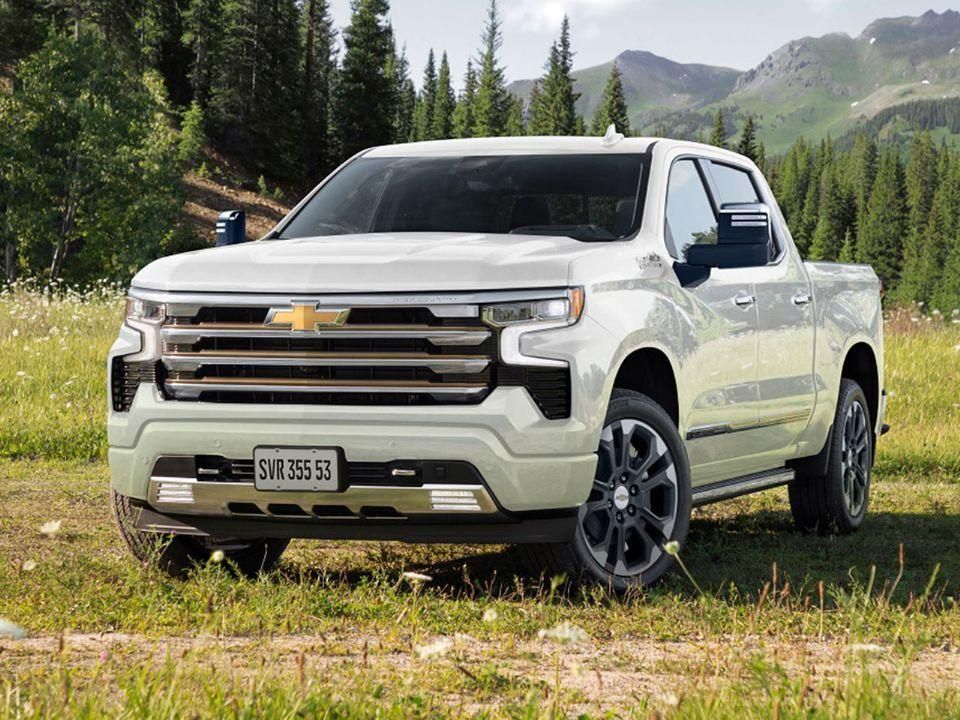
[4,243,15,283]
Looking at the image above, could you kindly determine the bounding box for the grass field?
[1,286,959,717]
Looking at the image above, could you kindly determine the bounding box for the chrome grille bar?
[161,324,491,347]
[164,377,489,400]
[162,351,490,374]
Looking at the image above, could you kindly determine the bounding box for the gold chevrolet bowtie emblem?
[264,304,350,332]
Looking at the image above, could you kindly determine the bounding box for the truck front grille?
[111,359,158,412]
[159,302,496,407]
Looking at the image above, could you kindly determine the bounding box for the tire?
[112,490,288,578]
[789,379,872,535]
[522,389,693,593]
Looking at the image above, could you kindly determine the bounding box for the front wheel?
[112,490,288,578]
[523,389,692,592]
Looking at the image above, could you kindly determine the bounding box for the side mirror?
[685,203,771,269]
[215,210,246,246]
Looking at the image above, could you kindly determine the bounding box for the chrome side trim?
[147,477,499,517]
[160,325,491,347]
[164,378,489,400]
[162,352,491,375]
[686,411,811,440]
[692,468,795,506]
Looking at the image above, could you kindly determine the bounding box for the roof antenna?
[601,123,624,148]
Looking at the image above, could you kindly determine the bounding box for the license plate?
[253,447,341,492]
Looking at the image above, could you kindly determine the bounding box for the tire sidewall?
[828,380,872,530]
[571,390,693,592]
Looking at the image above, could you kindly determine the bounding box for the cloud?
[504,0,637,33]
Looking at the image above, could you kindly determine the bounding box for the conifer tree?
[505,95,525,136]
[737,115,760,164]
[472,0,510,137]
[897,131,940,302]
[778,136,812,227]
[529,15,578,136]
[847,132,878,231]
[411,49,437,141]
[709,109,725,148]
[808,163,852,261]
[300,0,337,178]
[390,43,416,143]
[591,63,630,135]
[859,147,907,289]
[182,0,222,107]
[431,52,455,140]
[452,60,477,138]
[333,0,396,159]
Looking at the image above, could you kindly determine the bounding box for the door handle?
[733,293,756,308]
[792,292,812,306]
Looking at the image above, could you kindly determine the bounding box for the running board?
[692,468,795,507]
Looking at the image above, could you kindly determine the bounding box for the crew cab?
[109,135,886,590]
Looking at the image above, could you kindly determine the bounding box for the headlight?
[483,288,584,328]
[126,297,166,324]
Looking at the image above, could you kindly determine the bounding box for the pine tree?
[389,44,415,143]
[411,49,437,141]
[209,0,302,175]
[333,0,396,160]
[778,136,812,228]
[472,0,510,137]
[859,147,907,290]
[529,15,578,136]
[182,0,222,107]
[709,109,725,148]
[897,131,940,303]
[808,163,852,261]
[591,63,630,135]
[737,116,760,164]
[505,94,525,136]
[300,0,337,178]
[847,132,878,233]
[452,60,477,138]
[925,153,960,309]
[431,52,455,140]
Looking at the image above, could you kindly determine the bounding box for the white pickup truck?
[109,136,886,590]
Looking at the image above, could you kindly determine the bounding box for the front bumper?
[109,386,599,515]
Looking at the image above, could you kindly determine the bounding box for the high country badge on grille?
[264,303,350,332]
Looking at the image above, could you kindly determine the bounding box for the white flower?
[416,637,453,659]
[537,621,589,645]
[210,550,225,563]
[16,370,25,377]
[39,520,61,538]
[0,619,26,639]
[482,608,499,624]
[664,540,681,557]
[401,571,433,583]
[21,560,37,572]
[11,329,18,337]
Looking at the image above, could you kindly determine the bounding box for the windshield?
[278,154,646,242]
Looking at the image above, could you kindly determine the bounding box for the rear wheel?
[112,490,288,578]
[789,379,872,534]
[523,390,692,592]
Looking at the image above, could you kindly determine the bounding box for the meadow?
[1,285,959,718]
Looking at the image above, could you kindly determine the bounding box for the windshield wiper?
[508,224,618,242]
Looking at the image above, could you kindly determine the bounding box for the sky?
[328,0,957,88]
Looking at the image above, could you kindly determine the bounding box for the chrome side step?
[692,468,794,507]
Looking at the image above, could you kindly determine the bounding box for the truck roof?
[364,136,755,166]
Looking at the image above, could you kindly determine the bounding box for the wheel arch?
[841,341,880,433]
[608,346,680,428]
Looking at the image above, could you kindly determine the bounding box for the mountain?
[507,50,741,128]
[510,10,960,153]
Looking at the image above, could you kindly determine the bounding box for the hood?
[132,232,602,294]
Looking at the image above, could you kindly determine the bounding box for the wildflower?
[210,550,225,563]
[21,560,37,572]
[39,520,61,538]
[0,619,26,639]
[16,370,25,377]
[11,329,18,337]
[482,608,499,624]
[401,571,433,583]
[416,637,453,659]
[537,621,589,645]
[664,540,681,557]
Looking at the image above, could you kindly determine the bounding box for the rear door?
[705,160,817,460]
[663,157,761,484]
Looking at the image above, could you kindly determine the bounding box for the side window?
[665,159,717,260]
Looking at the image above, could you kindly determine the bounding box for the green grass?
[1,289,959,716]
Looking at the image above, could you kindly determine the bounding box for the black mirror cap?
[686,242,769,269]
[717,203,771,246]
[215,210,247,246]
